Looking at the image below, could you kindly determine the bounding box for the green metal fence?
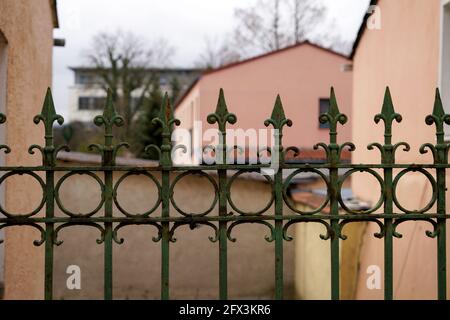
[0,86,448,300]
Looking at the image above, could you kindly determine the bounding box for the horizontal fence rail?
[0,86,448,300]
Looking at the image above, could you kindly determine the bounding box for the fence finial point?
[328,87,341,119]
[432,88,445,118]
[207,88,236,129]
[380,86,395,118]
[34,87,63,127]
[265,94,292,129]
[215,88,228,117]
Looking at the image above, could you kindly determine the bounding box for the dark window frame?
[319,98,330,129]
[78,96,106,111]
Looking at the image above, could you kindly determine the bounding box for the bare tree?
[290,0,326,44]
[232,0,290,57]
[308,19,354,56]
[194,36,241,69]
[84,30,175,140]
[228,0,327,58]
[272,0,282,50]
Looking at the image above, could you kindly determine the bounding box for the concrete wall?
[52,162,296,299]
[175,43,353,157]
[0,0,55,299]
[352,0,448,299]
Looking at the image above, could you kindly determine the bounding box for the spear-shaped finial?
[328,87,341,120]
[368,87,410,163]
[264,94,292,130]
[318,87,347,144]
[154,92,180,134]
[29,88,67,165]
[207,89,237,133]
[33,88,64,146]
[93,89,124,141]
[214,89,229,119]
[425,88,450,143]
[159,92,171,125]
[89,89,128,165]
[263,95,294,166]
[374,87,402,145]
[380,87,396,117]
[150,92,180,167]
[432,88,446,118]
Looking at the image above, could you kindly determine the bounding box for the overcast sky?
[53,0,370,119]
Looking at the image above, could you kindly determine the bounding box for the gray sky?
[53,0,370,119]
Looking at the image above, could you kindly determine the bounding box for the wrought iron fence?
[0,86,448,300]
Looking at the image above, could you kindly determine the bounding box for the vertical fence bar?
[155,93,178,300]
[329,162,340,301]
[91,89,127,300]
[373,88,397,299]
[44,165,55,300]
[383,171,394,301]
[426,89,448,299]
[373,88,403,300]
[319,88,345,300]
[36,89,63,300]
[436,148,447,300]
[218,168,227,299]
[160,97,171,300]
[265,95,290,299]
[104,166,113,300]
[161,167,170,300]
[101,92,115,300]
[217,91,229,300]
[274,165,283,300]
[207,89,236,299]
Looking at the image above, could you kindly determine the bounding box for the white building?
[67,67,201,123]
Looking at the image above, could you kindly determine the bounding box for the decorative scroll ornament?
[146,92,180,167]
[421,89,450,163]
[314,87,355,163]
[368,87,410,163]
[29,88,68,166]
[89,89,129,165]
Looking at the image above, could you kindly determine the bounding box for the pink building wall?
[175,43,353,162]
[352,0,449,299]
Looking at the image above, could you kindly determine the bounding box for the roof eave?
[349,0,379,59]
[174,41,351,109]
[50,0,59,28]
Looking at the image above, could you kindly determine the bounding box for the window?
[159,76,168,86]
[78,97,106,110]
[319,98,330,129]
[75,73,94,85]
[441,0,450,137]
[75,72,103,85]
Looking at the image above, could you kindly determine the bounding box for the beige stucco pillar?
[0,0,55,299]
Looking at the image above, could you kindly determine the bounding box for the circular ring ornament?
[170,171,219,217]
[283,169,330,215]
[0,171,46,218]
[392,168,437,214]
[113,171,161,217]
[337,168,384,214]
[227,170,274,216]
[55,171,105,217]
